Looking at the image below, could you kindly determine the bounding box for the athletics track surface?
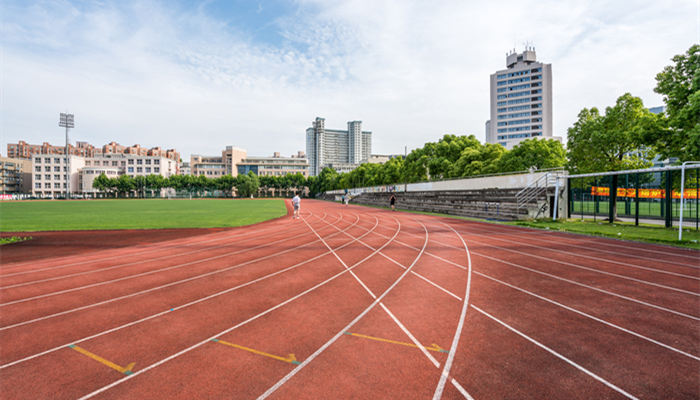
[0,199,698,399]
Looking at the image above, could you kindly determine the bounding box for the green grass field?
[0,199,287,232]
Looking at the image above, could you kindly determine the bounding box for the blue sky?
[1,0,698,160]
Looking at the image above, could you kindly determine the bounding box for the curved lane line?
[76,209,402,400]
[0,212,333,290]
[0,214,353,330]
[256,219,427,400]
[0,214,344,307]
[432,222,472,400]
[0,210,324,278]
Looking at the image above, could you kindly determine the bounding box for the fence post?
[567,178,572,218]
[634,173,639,226]
[665,170,672,228]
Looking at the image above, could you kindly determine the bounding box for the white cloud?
[1,0,697,161]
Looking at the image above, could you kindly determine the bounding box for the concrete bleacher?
[324,187,552,221]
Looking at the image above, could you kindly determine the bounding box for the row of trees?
[92,171,308,198]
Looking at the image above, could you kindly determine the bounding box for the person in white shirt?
[292,194,301,219]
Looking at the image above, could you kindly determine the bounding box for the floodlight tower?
[59,113,74,199]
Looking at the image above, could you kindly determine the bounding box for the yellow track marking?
[211,339,300,365]
[344,332,448,353]
[68,345,135,374]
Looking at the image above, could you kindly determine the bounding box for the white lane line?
[474,227,700,269]
[318,213,471,398]
[0,211,313,277]
[458,226,700,279]
[77,210,403,400]
[323,219,463,302]
[0,215,348,307]
[255,220,428,400]
[1,212,375,369]
[471,251,700,321]
[470,222,700,262]
[0,213,333,290]
[400,228,699,297]
[473,270,700,361]
[472,305,640,400]
[432,222,472,400]
[0,214,356,330]
[352,221,700,321]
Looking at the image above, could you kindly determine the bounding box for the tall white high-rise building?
[486,47,555,149]
[306,117,372,176]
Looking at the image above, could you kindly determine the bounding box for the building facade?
[31,155,85,198]
[7,140,180,162]
[0,157,33,194]
[236,152,309,177]
[191,146,247,177]
[305,117,372,176]
[487,48,554,149]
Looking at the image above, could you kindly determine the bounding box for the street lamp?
[59,113,74,199]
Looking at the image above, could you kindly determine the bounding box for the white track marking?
[0,211,318,277]
[433,222,472,400]
[0,215,351,307]
[399,228,699,297]
[471,251,700,321]
[472,305,640,400]
[351,221,700,320]
[321,218,463,301]
[469,221,700,262]
[0,214,358,330]
[463,236,699,296]
[0,214,335,290]
[1,212,377,369]
[256,220,428,400]
[77,211,403,400]
[473,270,700,361]
[459,226,699,279]
[474,227,700,269]
[318,214,472,398]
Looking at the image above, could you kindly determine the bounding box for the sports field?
[0,199,697,399]
[0,199,286,231]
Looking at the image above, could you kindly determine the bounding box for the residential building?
[7,140,180,162]
[487,47,556,149]
[191,146,247,178]
[237,152,309,177]
[180,162,191,175]
[648,106,666,115]
[306,117,372,176]
[0,157,32,193]
[31,155,85,198]
[83,154,177,179]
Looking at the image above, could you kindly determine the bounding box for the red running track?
[0,199,698,399]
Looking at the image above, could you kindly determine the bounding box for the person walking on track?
[389,193,396,211]
[292,194,301,219]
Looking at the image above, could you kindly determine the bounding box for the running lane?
[0,199,697,399]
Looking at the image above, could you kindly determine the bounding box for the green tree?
[567,93,656,221]
[115,174,135,197]
[496,138,566,173]
[133,175,147,198]
[235,171,260,197]
[647,44,700,161]
[92,173,111,194]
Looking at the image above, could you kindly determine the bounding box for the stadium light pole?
[59,113,74,199]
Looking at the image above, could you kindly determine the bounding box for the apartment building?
[236,151,309,177]
[0,157,33,193]
[7,140,180,162]
[191,146,247,177]
[487,47,556,149]
[306,117,372,176]
[31,155,85,198]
